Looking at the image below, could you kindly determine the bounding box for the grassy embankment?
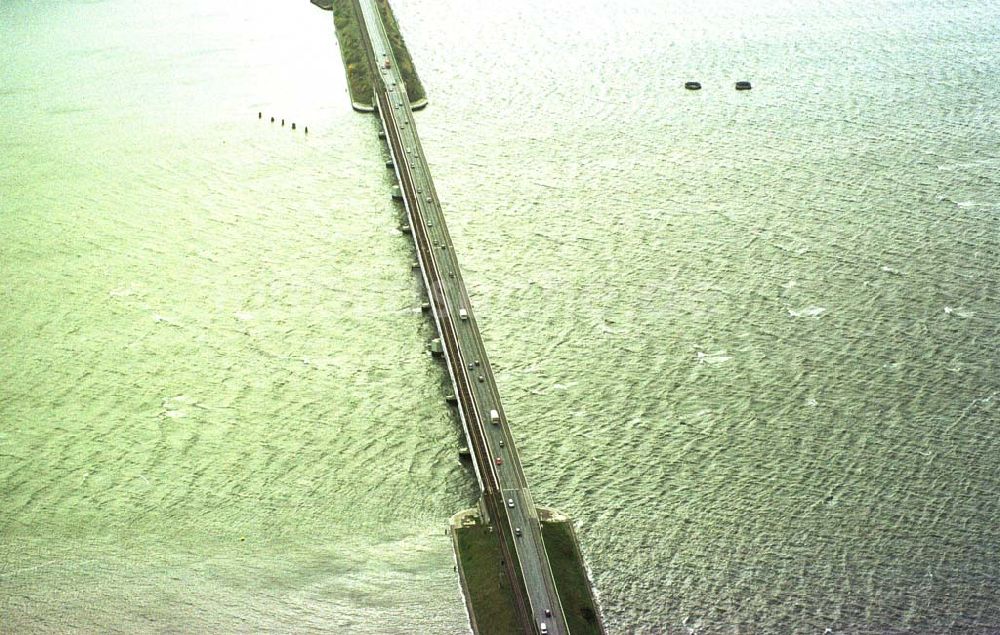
[541,520,604,635]
[454,522,523,635]
[454,514,603,635]
[328,0,426,111]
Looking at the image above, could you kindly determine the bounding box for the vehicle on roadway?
[540,621,548,634]
[495,457,503,466]
[507,498,515,508]
[515,527,522,537]
[459,308,468,320]
[490,409,500,424]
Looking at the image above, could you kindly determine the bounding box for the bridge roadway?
[352,2,569,633]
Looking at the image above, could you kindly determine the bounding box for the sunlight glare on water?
[2,0,998,633]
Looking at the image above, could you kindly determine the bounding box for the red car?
[495,457,503,466]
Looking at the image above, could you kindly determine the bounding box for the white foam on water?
[787,306,827,318]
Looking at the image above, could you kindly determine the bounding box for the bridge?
[350,1,570,633]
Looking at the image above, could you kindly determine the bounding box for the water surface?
[2,0,998,632]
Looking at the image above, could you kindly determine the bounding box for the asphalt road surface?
[352,2,569,633]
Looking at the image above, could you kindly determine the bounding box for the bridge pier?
[350,0,587,632]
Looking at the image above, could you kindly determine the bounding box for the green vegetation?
[373,0,426,107]
[330,1,372,110]
[454,512,604,635]
[328,0,426,111]
[454,523,522,635]
[541,520,604,635]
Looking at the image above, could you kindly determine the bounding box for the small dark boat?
[685,81,702,90]
[735,81,752,90]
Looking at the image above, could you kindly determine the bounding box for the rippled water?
[2,0,998,633]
